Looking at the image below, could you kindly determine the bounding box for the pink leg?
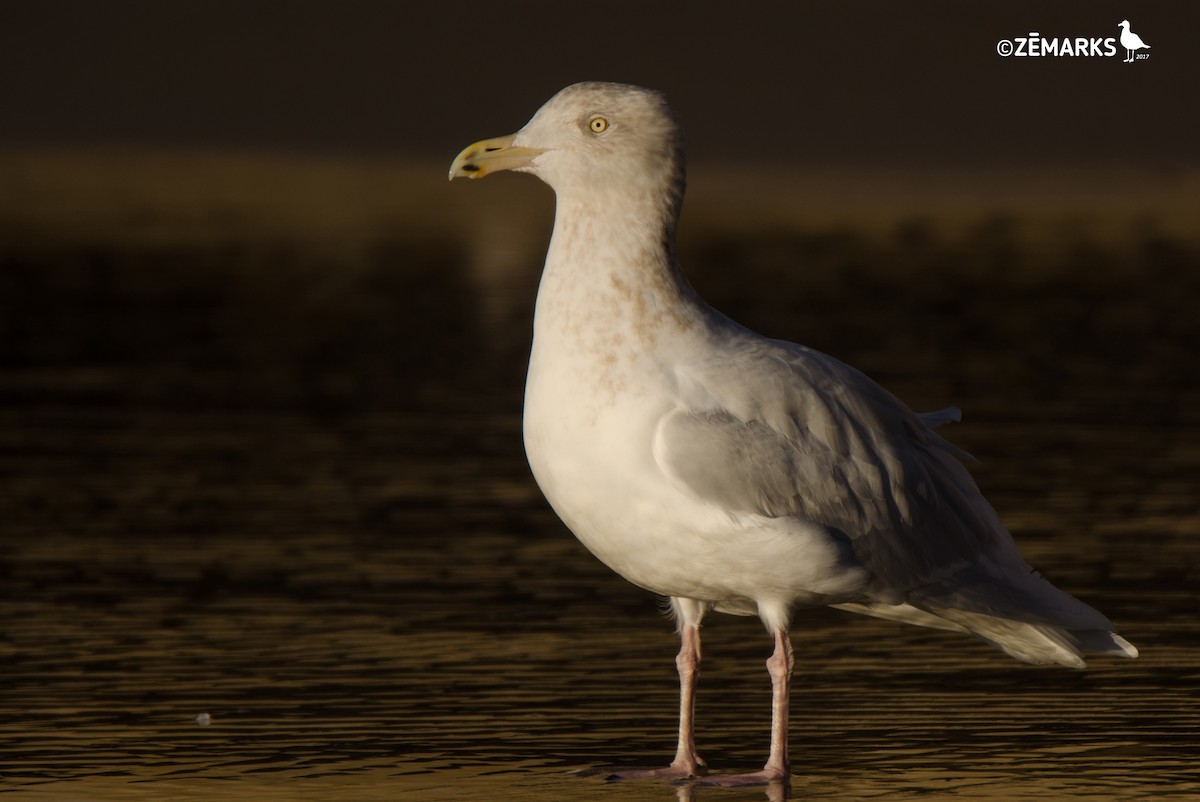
[763,629,795,778]
[703,628,794,786]
[607,621,706,780]
[671,623,706,773]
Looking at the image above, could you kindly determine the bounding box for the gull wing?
[655,332,1117,633]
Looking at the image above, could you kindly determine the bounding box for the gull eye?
[587,115,609,134]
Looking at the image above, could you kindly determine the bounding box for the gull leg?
[671,622,706,773]
[763,629,795,779]
[606,598,706,780]
[704,628,794,787]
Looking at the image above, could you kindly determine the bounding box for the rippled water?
[2,221,1198,800]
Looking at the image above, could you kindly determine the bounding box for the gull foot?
[599,758,707,781]
[700,767,790,787]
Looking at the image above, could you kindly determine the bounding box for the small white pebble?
[195,712,212,726]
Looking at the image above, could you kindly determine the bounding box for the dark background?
[2,3,1198,795]
[0,1,1194,551]
[1,1,1194,168]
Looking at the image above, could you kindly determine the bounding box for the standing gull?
[449,82,1137,785]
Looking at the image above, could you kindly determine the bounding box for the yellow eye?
[588,115,609,134]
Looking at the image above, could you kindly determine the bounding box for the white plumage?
[449,82,1137,785]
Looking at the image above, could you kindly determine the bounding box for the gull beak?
[448,134,546,181]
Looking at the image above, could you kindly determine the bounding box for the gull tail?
[834,558,1139,668]
[922,608,1138,668]
[834,600,1137,668]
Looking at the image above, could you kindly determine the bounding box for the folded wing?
[655,334,1136,666]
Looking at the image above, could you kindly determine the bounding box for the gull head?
[449,82,684,207]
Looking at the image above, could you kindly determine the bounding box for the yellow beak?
[448,134,546,180]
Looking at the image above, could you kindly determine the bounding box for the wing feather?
[654,329,1127,663]
[659,335,1023,599]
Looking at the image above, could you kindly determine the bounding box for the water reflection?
[1,189,1198,800]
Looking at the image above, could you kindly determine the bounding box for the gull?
[1118,20,1150,62]
[449,82,1137,786]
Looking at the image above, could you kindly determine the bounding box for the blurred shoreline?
[2,150,1196,258]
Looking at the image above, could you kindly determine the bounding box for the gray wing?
[659,336,1021,598]
[659,333,1128,657]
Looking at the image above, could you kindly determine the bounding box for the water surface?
[2,205,1198,801]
